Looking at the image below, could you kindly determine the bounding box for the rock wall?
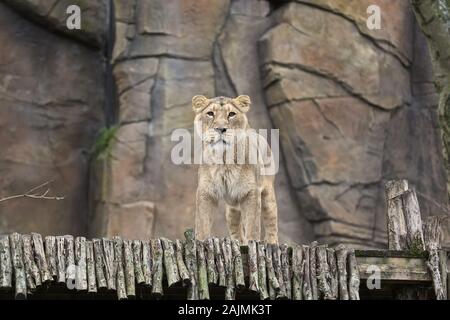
[0,0,447,247]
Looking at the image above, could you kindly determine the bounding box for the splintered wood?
[0,229,362,300]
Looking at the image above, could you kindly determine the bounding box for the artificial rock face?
[0,0,447,247]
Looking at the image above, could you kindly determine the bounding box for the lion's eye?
[228,112,236,118]
[206,111,214,117]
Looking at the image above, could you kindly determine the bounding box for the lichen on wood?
[55,236,66,283]
[142,240,153,287]
[301,245,312,300]
[317,244,332,299]
[204,238,218,285]
[151,238,164,297]
[196,240,210,300]
[347,249,360,300]
[401,189,425,254]
[291,244,303,300]
[213,237,226,287]
[385,180,409,250]
[309,241,318,300]
[22,234,41,290]
[184,229,198,300]
[257,241,269,300]
[231,239,245,290]
[0,235,12,288]
[132,240,145,285]
[32,233,51,283]
[327,248,338,300]
[222,237,235,300]
[65,235,76,287]
[175,239,190,286]
[44,236,57,279]
[123,240,136,297]
[247,240,259,293]
[335,244,349,300]
[161,238,180,287]
[75,236,88,291]
[92,238,107,289]
[280,244,291,299]
[10,233,26,299]
[113,236,127,300]
[86,240,97,293]
[264,243,280,299]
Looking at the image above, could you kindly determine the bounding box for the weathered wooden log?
[423,216,446,300]
[385,180,408,250]
[264,243,279,299]
[22,234,41,290]
[142,240,153,287]
[401,189,425,253]
[32,233,51,282]
[184,229,198,300]
[102,238,116,290]
[438,250,447,300]
[335,244,349,300]
[247,240,259,293]
[272,244,287,299]
[302,245,312,300]
[213,237,226,287]
[65,235,76,287]
[317,244,332,300]
[280,244,292,299]
[161,238,180,287]
[221,238,235,300]
[151,238,163,297]
[132,240,145,285]
[75,237,88,290]
[175,239,190,286]
[92,238,107,289]
[123,240,135,297]
[256,242,269,300]
[204,238,218,285]
[196,240,210,300]
[347,249,360,300]
[309,241,318,300]
[113,236,127,300]
[0,235,12,288]
[55,236,66,283]
[44,236,57,279]
[291,244,303,300]
[10,233,26,299]
[231,239,245,290]
[86,240,97,293]
[327,248,339,300]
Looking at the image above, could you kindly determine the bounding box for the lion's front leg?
[240,189,261,243]
[195,188,217,240]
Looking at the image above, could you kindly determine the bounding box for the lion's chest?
[210,166,248,205]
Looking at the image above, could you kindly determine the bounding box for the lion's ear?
[192,95,209,113]
[233,95,251,113]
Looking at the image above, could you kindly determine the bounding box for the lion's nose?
[215,128,227,134]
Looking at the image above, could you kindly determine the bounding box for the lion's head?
[192,95,251,147]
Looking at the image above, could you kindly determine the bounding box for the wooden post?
[264,243,279,299]
[291,244,303,300]
[65,235,76,288]
[401,189,425,253]
[247,240,259,293]
[256,241,269,300]
[0,235,12,288]
[280,244,292,299]
[309,241,318,300]
[161,238,180,287]
[174,239,190,285]
[92,238,107,289]
[335,244,349,300]
[9,233,26,299]
[55,236,66,283]
[86,240,97,293]
[204,238,218,285]
[196,240,210,300]
[151,238,164,297]
[142,240,153,287]
[423,216,446,300]
[32,233,52,282]
[213,238,226,287]
[22,234,41,290]
[113,236,127,300]
[317,244,332,299]
[385,180,408,250]
[302,245,312,300]
[231,239,245,290]
[44,236,57,279]
[132,240,146,285]
[75,236,88,291]
[222,237,235,300]
[184,229,198,300]
[327,248,338,300]
[123,240,135,297]
[347,249,360,300]
[438,250,447,300]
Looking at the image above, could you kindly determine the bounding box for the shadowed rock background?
[0,0,448,248]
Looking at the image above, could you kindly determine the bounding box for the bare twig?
[0,181,65,203]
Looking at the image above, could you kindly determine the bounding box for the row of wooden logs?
[0,229,360,300]
[385,180,448,300]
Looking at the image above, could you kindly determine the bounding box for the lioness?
[192,95,278,244]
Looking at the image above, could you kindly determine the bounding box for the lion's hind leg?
[262,185,278,244]
[225,205,245,243]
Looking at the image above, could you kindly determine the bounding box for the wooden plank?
[357,256,430,282]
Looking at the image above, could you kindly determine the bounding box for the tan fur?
[192,95,278,244]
